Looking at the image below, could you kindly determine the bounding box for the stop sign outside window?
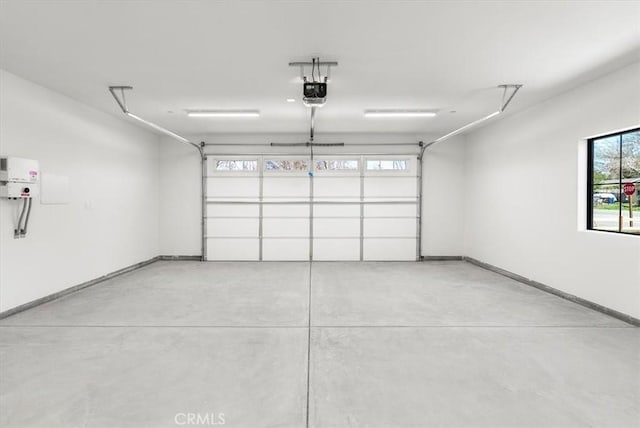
[623,182,636,196]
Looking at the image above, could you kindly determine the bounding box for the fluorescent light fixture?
[286,98,296,103]
[126,112,190,144]
[186,110,260,118]
[364,110,437,118]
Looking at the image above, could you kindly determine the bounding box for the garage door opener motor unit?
[0,156,40,238]
[291,57,337,108]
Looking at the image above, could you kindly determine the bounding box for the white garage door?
[205,155,419,261]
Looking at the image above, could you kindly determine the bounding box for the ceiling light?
[364,110,437,118]
[186,110,260,118]
[286,98,296,103]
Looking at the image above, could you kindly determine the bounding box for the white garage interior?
[0,1,639,427]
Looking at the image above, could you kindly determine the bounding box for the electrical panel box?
[0,157,39,183]
[0,157,40,199]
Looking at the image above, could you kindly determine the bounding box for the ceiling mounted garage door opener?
[272,58,344,173]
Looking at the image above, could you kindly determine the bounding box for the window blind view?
[315,160,359,171]
[589,128,640,235]
[265,159,309,171]
[366,159,409,171]
[215,160,257,171]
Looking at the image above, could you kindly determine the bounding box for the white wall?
[159,133,466,258]
[422,136,466,256]
[464,61,640,319]
[0,70,160,312]
[159,138,202,256]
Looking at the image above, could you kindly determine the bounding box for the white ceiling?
[1,0,639,136]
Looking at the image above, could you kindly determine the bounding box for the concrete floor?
[0,261,638,427]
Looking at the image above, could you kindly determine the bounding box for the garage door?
[205,155,419,261]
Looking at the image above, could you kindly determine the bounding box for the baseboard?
[0,256,161,320]
[421,256,464,261]
[464,256,640,327]
[158,255,203,261]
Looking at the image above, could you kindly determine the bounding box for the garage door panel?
[207,177,259,198]
[314,239,360,261]
[364,238,416,261]
[207,238,259,261]
[205,154,418,261]
[207,203,259,217]
[314,204,360,218]
[263,238,309,261]
[263,204,309,218]
[364,204,417,218]
[364,218,416,238]
[314,218,360,238]
[314,178,360,198]
[263,177,309,198]
[263,218,309,238]
[207,218,259,237]
[364,177,417,198]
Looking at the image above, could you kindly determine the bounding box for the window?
[588,128,639,235]
[265,159,309,172]
[315,159,359,171]
[215,160,257,171]
[366,159,409,171]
